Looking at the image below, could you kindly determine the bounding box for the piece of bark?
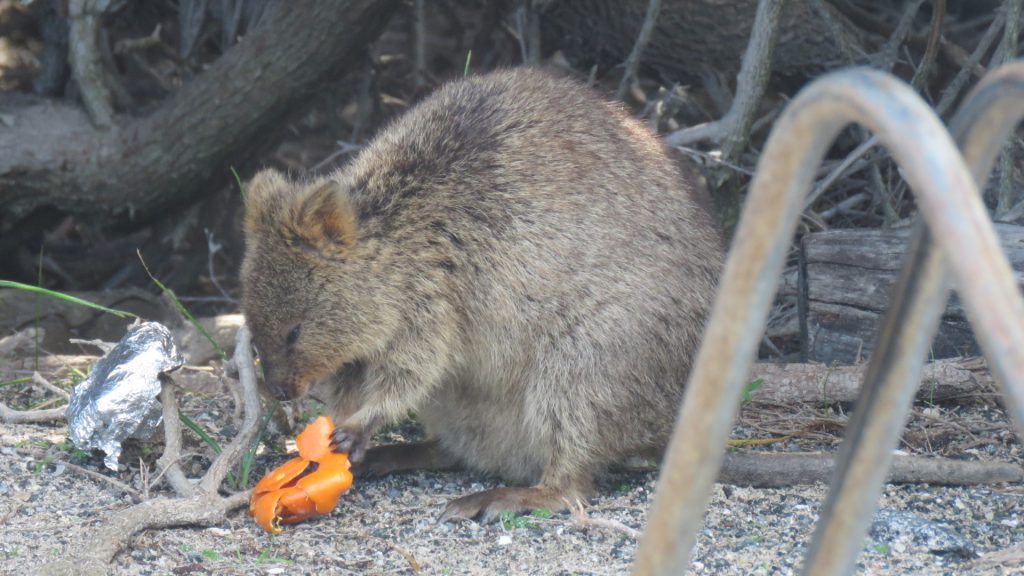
[799,224,1024,364]
[719,452,1024,487]
[0,0,399,227]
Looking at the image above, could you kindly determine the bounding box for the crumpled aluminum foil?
[67,321,183,470]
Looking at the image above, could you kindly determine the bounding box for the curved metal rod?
[632,66,1024,576]
[803,61,1024,576]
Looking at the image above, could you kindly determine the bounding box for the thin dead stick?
[113,24,162,55]
[910,0,945,89]
[155,381,194,497]
[16,447,141,497]
[935,10,1006,115]
[148,451,202,492]
[200,325,260,493]
[875,0,927,70]
[569,499,641,539]
[0,371,71,423]
[0,403,65,423]
[804,136,878,208]
[665,0,785,155]
[33,372,70,400]
[615,0,662,101]
[817,192,870,222]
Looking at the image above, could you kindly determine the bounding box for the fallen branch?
[38,326,262,576]
[748,358,996,405]
[718,452,1024,487]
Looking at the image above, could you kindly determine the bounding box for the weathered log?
[799,224,1024,364]
[719,452,1024,487]
[0,0,399,227]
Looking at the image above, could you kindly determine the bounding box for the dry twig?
[569,499,641,539]
[0,372,68,424]
[935,10,1006,115]
[615,0,662,101]
[18,446,140,498]
[154,381,194,497]
[665,0,785,157]
[113,24,163,55]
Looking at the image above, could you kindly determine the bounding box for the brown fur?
[241,68,723,521]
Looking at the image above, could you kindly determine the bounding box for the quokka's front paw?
[331,425,370,463]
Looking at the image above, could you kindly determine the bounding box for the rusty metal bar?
[802,61,1024,576]
[633,65,1024,576]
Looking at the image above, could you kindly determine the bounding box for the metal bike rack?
[633,62,1024,576]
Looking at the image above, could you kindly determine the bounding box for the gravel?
[1,383,1021,575]
[0,416,1015,573]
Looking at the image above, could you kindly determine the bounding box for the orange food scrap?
[249,416,353,533]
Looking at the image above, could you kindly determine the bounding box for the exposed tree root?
[36,326,261,576]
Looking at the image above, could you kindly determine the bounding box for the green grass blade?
[238,400,278,489]
[35,246,44,371]
[0,377,33,388]
[178,412,222,454]
[0,280,138,319]
[230,166,246,202]
[136,251,228,361]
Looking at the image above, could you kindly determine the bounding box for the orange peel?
[249,416,353,533]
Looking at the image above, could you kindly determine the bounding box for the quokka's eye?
[286,324,301,348]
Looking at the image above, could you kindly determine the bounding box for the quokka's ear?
[281,180,358,256]
[243,169,290,235]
